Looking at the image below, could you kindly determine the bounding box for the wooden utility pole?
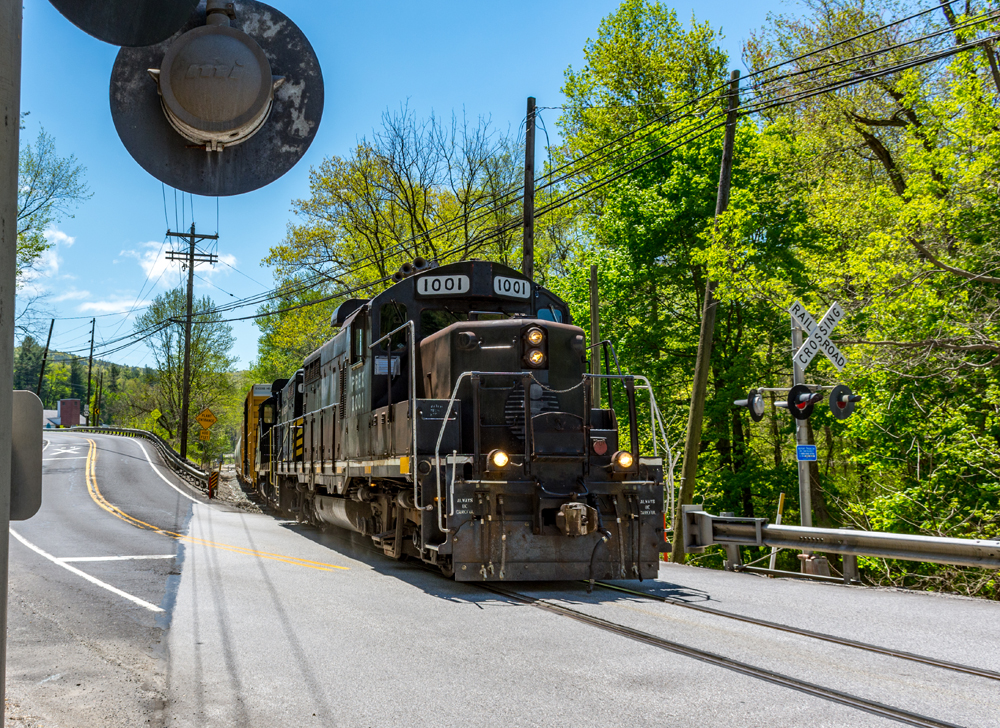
[36,319,54,400]
[522,96,536,285]
[85,318,95,421]
[166,223,218,458]
[671,70,741,565]
[94,370,104,426]
[589,265,601,405]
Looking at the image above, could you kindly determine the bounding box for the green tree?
[258,107,576,378]
[12,336,42,391]
[133,289,237,454]
[69,357,84,401]
[551,1,812,548]
[17,120,90,282]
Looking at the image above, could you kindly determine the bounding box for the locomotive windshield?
[421,308,507,336]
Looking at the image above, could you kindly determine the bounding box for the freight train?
[237,258,667,581]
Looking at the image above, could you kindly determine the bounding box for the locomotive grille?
[504,382,560,441]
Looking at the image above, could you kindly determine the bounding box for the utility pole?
[589,265,601,406]
[94,370,104,426]
[1,0,23,712]
[672,70,741,565]
[166,223,218,459]
[36,319,54,400]
[85,317,95,421]
[522,96,536,286]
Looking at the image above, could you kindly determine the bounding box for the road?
[7,431,1000,727]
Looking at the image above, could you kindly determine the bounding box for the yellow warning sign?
[196,408,217,429]
[199,428,211,441]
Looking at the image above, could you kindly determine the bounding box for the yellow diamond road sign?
[199,429,211,441]
[196,408,217,429]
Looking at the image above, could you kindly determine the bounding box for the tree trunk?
[732,410,754,517]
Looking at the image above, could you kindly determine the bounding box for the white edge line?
[9,528,164,613]
[61,555,176,562]
[131,439,201,503]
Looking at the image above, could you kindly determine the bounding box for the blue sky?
[19,0,791,368]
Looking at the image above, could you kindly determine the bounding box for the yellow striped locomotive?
[239,259,666,581]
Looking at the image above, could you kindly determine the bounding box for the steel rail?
[480,584,962,728]
[587,581,1000,683]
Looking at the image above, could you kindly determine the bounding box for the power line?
[72,8,994,356]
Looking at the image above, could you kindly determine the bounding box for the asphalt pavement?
[7,431,1000,727]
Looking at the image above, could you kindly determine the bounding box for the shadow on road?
[271,515,714,608]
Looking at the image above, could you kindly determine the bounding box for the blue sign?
[797,445,818,462]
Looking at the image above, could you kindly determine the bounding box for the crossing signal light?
[734,388,766,422]
[777,384,822,421]
[829,384,861,420]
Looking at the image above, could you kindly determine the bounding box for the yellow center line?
[83,439,347,572]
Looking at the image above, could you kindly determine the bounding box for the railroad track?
[481,583,966,728]
[587,580,1000,683]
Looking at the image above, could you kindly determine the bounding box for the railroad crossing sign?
[196,408,217,429]
[199,429,211,442]
[789,300,847,371]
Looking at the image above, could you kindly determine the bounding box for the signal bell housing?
[148,1,283,152]
[110,0,324,196]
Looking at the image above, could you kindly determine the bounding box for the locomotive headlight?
[526,349,546,368]
[525,327,545,346]
[614,451,634,470]
[489,450,510,469]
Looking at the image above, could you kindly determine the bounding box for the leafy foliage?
[132,289,237,456]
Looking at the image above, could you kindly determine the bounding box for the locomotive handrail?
[434,371,526,533]
[369,320,418,507]
[586,339,624,408]
[585,373,675,526]
[433,369,675,534]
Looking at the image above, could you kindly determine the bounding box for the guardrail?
[682,505,1000,583]
[68,426,208,485]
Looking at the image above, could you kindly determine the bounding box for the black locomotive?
[240,259,665,581]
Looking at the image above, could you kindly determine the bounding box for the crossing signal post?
[733,300,862,575]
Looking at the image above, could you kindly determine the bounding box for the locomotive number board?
[416,274,470,296]
[493,276,531,299]
[414,273,532,299]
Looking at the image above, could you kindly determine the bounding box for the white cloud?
[119,241,173,285]
[43,229,76,248]
[78,297,151,314]
[18,227,77,297]
[52,288,91,302]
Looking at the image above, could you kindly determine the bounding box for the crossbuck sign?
[789,300,847,371]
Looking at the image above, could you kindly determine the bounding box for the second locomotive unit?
[240,259,665,581]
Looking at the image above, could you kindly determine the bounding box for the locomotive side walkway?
[7,431,999,727]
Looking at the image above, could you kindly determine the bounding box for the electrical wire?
[70,5,994,354]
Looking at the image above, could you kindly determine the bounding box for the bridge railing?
[682,505,1000,582]
[68,426,208,486]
